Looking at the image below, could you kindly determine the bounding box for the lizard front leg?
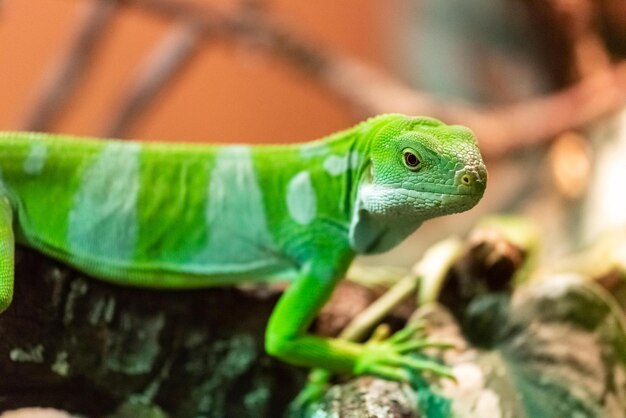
[265,253,449,382]
[266,259,359,374]
[0,197,14,313]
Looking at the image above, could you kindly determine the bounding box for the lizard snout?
[455,166,487,196]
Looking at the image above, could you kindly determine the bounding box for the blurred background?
[1,0,626,270]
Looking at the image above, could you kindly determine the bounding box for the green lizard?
[0,114,486,382]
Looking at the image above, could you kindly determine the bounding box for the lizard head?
[349,115,487,254]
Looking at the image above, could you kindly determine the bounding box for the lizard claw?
[355,324,455,383]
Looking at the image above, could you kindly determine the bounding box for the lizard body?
[0,114,487,380]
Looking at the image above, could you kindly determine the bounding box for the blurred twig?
[24,0,626,157]
[123,0,626,158]
[103,18,206,138]
[523,0,611,81]
[20,0,117,131]
[459,64,626,158]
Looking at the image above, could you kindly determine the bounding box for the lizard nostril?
[461,174,471,185]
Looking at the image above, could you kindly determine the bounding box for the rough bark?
[0,247,304,418]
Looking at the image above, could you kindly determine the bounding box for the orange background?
[0,0,393,144]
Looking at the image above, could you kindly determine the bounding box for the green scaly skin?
[0,114,486,383]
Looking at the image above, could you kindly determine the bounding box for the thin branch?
[521,0,612,83]
[103,18,206,138]
[462,64,626,158]
[121,0,626,158]
[20,0,117,131]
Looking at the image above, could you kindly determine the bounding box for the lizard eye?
[402,149,421,170]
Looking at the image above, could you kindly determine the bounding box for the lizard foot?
[354,322,455,383]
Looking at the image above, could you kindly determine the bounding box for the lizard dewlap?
[0,114,486,382]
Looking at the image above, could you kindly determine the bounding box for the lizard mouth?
[394,183,486,202]
[388,186,484,215]
[360,183,483,214]
[397,187,483,197]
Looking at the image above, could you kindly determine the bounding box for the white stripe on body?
[67,142,141,261]
[194,146,278,268]
[23,142,48,175]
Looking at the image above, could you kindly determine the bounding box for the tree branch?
[102,18,206,138]
[120,0,626,158]
[20,0,117,131]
